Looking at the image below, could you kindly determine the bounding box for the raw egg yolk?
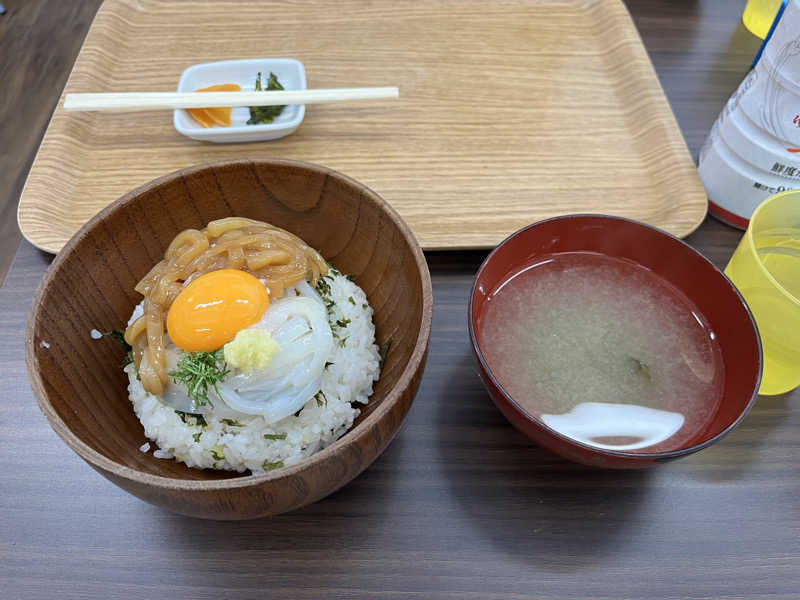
[166,269,270,352]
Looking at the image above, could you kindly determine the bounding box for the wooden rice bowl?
[26,158,433,520]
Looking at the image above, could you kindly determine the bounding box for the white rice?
[126,271,381,474]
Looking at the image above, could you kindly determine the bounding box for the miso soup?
[478,251,724,453]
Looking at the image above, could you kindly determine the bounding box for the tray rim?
[16,0,708,255]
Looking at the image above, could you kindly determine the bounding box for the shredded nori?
[104,329,134,368]
[103,329,131,351]
[175,410,207,427]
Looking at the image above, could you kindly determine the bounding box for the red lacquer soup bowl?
[468,215,762,468]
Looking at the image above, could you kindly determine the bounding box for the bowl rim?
[26,157,433,490]
[468,213,763,462]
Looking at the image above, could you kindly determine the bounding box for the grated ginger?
[223,329,280,372]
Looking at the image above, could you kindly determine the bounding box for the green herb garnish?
[315,272,357,347]
[175,410,207,427]
[316,276,338,318]
[379,338,392,368]
[314,390,328,407]
[263,460,284,471]
[210,445,225,461]
[316,277,332,298]
[324,361,334,370]
[221,419,243,427]
[169,349,229,407]
[192,432,202,443]
[247,71,286,125]
[346,274,356,282]
[122,350,134,368]
[348,296,356,305]
[263,432,287,440]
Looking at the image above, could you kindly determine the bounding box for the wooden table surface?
[2,1,798,598]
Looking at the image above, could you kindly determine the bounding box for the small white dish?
[173,58,306,143]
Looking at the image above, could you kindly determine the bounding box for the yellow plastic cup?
[742,0,784,39]
[724,189,800,395]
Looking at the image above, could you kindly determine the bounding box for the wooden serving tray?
[18,0,707,254]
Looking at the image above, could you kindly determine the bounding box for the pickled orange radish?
[187,107,214,127]
[187,83,242,128]
[203,106,232,127]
